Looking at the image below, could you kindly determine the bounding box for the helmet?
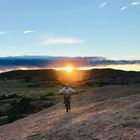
[65,83,69,87]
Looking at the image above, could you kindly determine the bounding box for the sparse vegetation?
[47,92,55,96]
[7,108,22,123]
[0,93,56,125]
[0,97,55,124]
[0,111,2,117]
[6,97,31,123]
[17,97,31,113]
[0,94,19,100]
[0,69,140,125]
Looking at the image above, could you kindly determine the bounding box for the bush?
[8,94,18,99]
[75,91,80,94]
[0,94,19,100]
[40,92,55,100]
[7,108,22,123]
[10,100,18,108]
[6,97,31,123]
[10,97,31,114]
[0,111,2,117]
[17,97,31,113]
[47,92,55,96]
[0,95,6,100]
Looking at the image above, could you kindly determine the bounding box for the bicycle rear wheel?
[65,97,70,112]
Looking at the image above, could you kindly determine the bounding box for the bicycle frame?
[64,94,71,112]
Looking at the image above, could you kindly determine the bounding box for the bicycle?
[64,94,71,112]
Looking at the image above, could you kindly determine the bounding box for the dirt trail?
[0,85,140,140]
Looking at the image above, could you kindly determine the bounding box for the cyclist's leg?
[64,94,66,103]
[68,95,71,109]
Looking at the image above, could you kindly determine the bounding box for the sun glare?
[65,66,74,72]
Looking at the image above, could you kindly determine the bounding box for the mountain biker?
[59,84,75,104]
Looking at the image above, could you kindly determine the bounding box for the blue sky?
[0,0,140,60]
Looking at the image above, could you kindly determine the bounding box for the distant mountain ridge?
[0,69,140,85]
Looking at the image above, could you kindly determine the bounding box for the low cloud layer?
[0,56,140,72]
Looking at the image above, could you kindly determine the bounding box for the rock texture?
[0,85,140,140]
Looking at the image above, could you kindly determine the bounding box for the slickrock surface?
[0,85,140,140]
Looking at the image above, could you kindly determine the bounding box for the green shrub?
[10,100,18,108]
[10,97,31,113]
[7,108,22,123]
[8,94,18,99]
[0,94,19,100]
[75,91,80,94]
[0,111,2,117]
[40,92,55,100]
[47,92,55,96]
[7,97,31,123]
[17,97,31,113]
[0,95,6,100]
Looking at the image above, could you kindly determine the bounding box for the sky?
[0,0,140,60]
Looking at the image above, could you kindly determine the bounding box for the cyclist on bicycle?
[59,84,75,104]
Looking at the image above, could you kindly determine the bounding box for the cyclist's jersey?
[59,87,75,95]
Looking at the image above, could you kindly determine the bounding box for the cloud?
[0,56,140,72]
[121,6,128,10]
[131,1,140,6]
[109,56,140,60]
[42,37,85,45]
[100,2,107,8]
[0,32,8,35]
[24,30,35,34]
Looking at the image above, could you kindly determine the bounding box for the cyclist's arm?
[69,88,76,93]
[59,88,64,94]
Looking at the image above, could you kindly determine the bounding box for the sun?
[65,66,74,72]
